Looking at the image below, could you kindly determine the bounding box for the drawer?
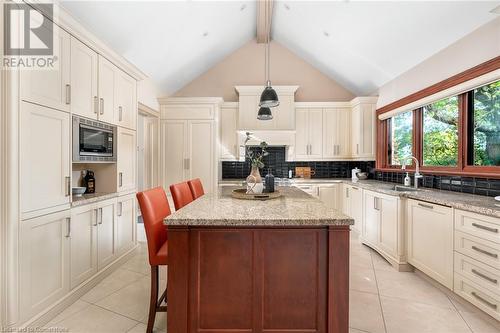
[455,209,500,244]
[455,231,500,269]
[454,252,500,296]
[454,273,500,321]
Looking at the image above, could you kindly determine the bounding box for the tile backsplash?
[221,146,375,179]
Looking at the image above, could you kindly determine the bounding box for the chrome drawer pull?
[472,245,498,258]
[471,269,498,284]
[471,291,497,310]
[418,202,433,209]
[472,223,498,234]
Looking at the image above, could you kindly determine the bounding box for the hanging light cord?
[266,0,271,85]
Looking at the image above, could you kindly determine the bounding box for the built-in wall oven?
[73,116,117,162]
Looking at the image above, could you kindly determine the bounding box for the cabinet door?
[295,108,309,159]
[189,120,215,194]
[21,25,70,112]
[350,186,363,233]
[352,103,375,158]
[117,127,137,193]
[318,185,340,211]
[378,196,399,258]
[308,109,323,159]
[362,191,379,246]
[337,108,351,157]
[407,199,453,289]
[115,69,137,130]
[161,120,187,188]
[220,106,238,160]
[323,109,338,158]
[98,56,116,124]
[70,37,98,119]
[19,210,70,321]
[70,205,97,289]
[351,105,361,157]
[116,194,136,255]
[97,200,116,269]
[341,185,351,216]
[20,102,71,215]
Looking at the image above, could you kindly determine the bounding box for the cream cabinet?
[98,56,116,124]
[323,108,351,158]
[116,194,136,255]
[70,204,97,288]
[161,120,187,188]
[351,97,377,160]
[21,25,71,113]
[117,127,137,193]
[318,184,341,211]
[19,210,71,322]
[219,103,239,161]
[295,108,323,160]
[20,102,71,217]
[342,184,363,233]
[70,37,98,119]
[114,69,137,130]
[407,199,453,289]
[97,199,116,269]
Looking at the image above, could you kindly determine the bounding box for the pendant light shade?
[257,106,273,120]
[259,81,279,108]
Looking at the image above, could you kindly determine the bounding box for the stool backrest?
[169,182,194,210]
[188,178,205,199]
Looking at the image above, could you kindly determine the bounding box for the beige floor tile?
[122,254,151,275]
[350,265,378,294]
[449,293,484,314]
[55,304,138,333]
[45,300,92,326]
[127,323,147,333]
[350,328,370,333]
[350,249,373,269]
[381,296,471,333]
[350,290,386,333]
[96,276,151,321]
[460,310,500,333]
[371,251,394,272]
[82,269,145,303]
[375,269,454,309]
[141,311,167,330]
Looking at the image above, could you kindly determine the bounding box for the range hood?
[236,131,295,161]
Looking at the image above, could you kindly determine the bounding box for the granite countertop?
[219,179,500,218]
[71,192,118,207]
[164,186,354,227]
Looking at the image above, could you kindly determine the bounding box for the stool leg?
[147,266,159,333]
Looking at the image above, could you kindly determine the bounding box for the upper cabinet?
[219,103,239,161]
[323,107,351,158]
[114,69,137,130]
[21,26,71,113]
[97,56,116,124]
[295,107,323,160]
[351,97,377,160]
[70,37,98,119]
[235,86,298,131]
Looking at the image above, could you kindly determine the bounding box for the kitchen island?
[164,186,354,333]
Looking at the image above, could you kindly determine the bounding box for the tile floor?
[45,231,500,333]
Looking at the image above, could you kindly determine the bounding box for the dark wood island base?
[167,225,350,333]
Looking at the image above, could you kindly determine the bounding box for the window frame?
[376,57,500,178]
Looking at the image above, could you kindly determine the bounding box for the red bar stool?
[188,178,205,199]
[136,187,170,333]
[170,182,194,210]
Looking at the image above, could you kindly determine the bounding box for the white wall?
[137,78,161,111]
[377,17,500,109]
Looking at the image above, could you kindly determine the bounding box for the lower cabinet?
[116,194,136,255]
[19,210,71,322]
[318,184,341,211]
[97,199,117,269]
[342,184,363,233]
[407,199,453,289]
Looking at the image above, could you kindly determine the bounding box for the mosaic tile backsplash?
[221,146,500,197]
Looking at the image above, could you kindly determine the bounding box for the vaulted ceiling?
[60,1,500,96]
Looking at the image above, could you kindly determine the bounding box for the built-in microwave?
[73,116,117,162]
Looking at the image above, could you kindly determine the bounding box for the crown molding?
[158,97,224,105]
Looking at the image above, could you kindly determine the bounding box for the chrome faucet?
[401,156,423,189]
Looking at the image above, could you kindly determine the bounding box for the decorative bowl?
[356,172,368,180]
[72,187,86,197]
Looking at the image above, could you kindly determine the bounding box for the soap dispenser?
[404,172,411,187]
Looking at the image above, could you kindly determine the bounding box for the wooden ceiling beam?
[256,0,273,43]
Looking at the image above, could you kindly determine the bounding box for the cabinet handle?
[346,187,349,198]
[65,217,71,238]
[118,202,123,217]
[94,96,98,114]
[100,98,104,115]
[471,269,498,284]
[472,245,498,258]
[352,187,359,190]
[65,84,71,105]
[472,223,498,234]
[356,143,359,154]
[65,176,71,197]
[93,209,98,226]
[184,158,190,170]
[98,207,103,225]
[119,172,123,187]
[417,203,434,210]
[471,291,497,310]
[374,197,379,210]
[119,106,123,121]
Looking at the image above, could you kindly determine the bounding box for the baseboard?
[19,245,139,328]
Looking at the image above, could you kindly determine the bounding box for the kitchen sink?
[392,185,419,192]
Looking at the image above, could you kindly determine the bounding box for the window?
[469,80,500,166]
[387,111,413,165]
[422,96,459,167]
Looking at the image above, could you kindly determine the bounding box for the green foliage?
[246,141,269,168]
[391,111,412,165]
[473,81,499,166]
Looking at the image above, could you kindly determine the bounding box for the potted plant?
[246,141,268,186]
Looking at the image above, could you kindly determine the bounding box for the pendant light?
[257,106,273,120]
[258,0,279,109]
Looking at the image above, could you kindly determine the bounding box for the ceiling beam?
[256,0,273,43]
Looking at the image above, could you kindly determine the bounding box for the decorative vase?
[246,166,263,194]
